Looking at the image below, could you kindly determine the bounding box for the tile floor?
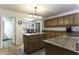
[0,44,45,55]
[30,49,45,55]
[3,40,14,48]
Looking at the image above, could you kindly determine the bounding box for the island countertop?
[23,33,46,36]
[43,36,79,54]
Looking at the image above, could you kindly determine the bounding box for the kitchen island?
[23,33,47,54]
[44,36,79,55]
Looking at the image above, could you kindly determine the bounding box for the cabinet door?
[44,20,47,27]
[50,32,56,38]
[68,14,74,25]
[49,32,53,38]
[28,37,39,52]
[49,19,52,27]
[39,34,47,48]
[55,32,62,37]
[61,32,66,36]
[46,20,51,27]
[44,20,46,27]
[58,17,64,26]
[52,18,57,26]
[47,32,50,39]
[63,16,69,25]
[54,18,58,26]
[63,15,74,26]
[44,19,53,27]
[73,13,79,25]
[51,19,54,26]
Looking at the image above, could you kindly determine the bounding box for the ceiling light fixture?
[27,6,42,20]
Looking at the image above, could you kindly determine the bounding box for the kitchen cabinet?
[49,32,56,38]
[44,18,58,27]
[73,13,79,25]
[28,36,39,52]
[42,30,66,39]
[47,20,50,27]
[49,19,52,27]
[24,33,47,54]
[68,14,74,25]
[44,13,78,27]
[44,36,79,55]
[44,20,48,27]
[63,16,69,25]
[52,18,57,26]
[55,32,62,37]
[45,19,52,27]
[39,34,47,48]
[57,17,64,25]
[44,42,78,55]
[63,14,74,25]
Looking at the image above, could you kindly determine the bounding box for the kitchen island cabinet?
[44,36,79,55]
[23,33,47,54]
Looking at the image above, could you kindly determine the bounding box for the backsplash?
[72,26,79,32]
[43,27,66,31]
[43,26,79,32]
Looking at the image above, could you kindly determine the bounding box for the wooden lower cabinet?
[55,32,62,37]
[39,34,47,48]
[45,43,78,55]
[43,30,66,39]
[28,38,39,52]
[24,33,47,54]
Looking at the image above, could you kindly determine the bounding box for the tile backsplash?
[72,26,79,32]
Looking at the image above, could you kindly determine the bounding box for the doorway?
[1,16,16,48]
[36,23,40,33]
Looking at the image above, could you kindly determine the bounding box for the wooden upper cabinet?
[49,19,53,27]
[67,14,74,25]
[63,14,73,26]
[47,20,50,27]
[73,13,79,25]
[52,18,57,26]
[44,13,79,27]
[63,16,69,25]
[44,19,52,27]
[58,17,64,25]
[44,20,48,27]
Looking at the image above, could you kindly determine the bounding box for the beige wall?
[0,9,27,45]
[0,17,1,46]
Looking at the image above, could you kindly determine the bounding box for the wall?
[0,16,1,46]
[35,19,43,33]
[0,9,43,46]
[43,9,79,31]
[0,9,27,45]
[22,19,42,33]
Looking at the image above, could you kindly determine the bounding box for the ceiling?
[0,4,78,18]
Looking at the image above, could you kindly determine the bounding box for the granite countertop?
[43,36,79,54]
[23,33,45,36]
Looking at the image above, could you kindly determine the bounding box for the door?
[36,23,40,33]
